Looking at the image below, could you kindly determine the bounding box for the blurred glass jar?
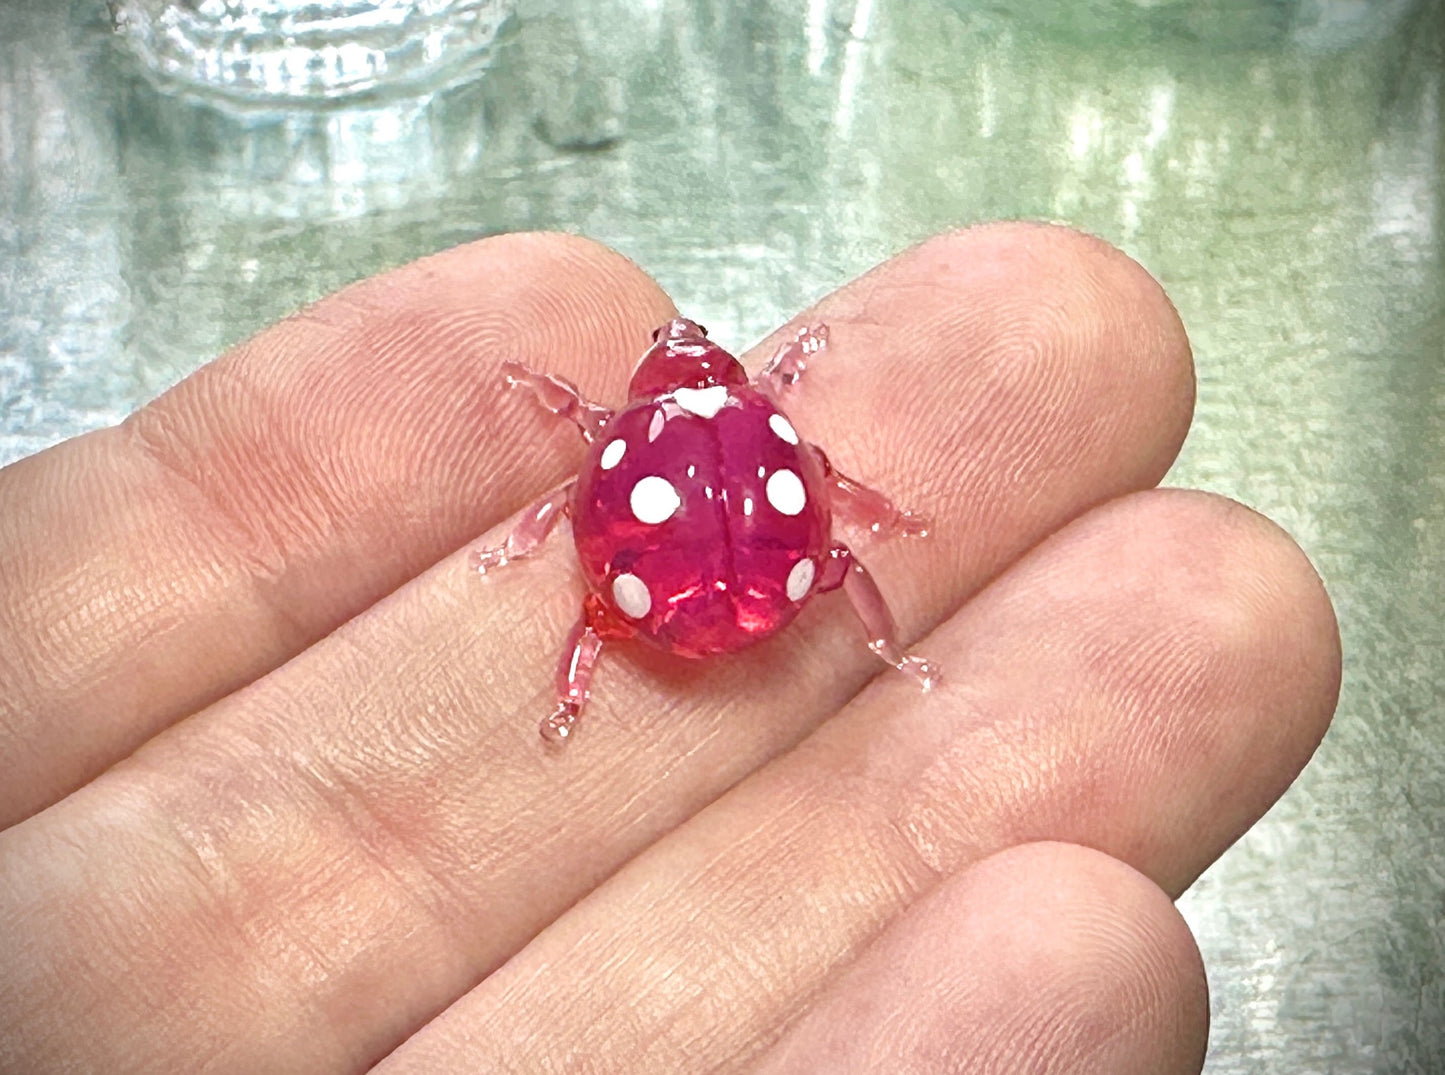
[109,0,515,104]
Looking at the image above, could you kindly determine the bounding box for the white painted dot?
[786,557,815,601]
[673,385,729,419]
[611,573,652,618]
[600,438,627,470]
[630,475,681,524]
[769,413,800,445]
[765,468,807,516]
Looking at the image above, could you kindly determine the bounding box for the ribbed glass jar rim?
[109,0,515,105]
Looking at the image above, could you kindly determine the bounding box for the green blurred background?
[2,0,1442,1069]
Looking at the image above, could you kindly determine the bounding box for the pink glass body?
[475,316,936,743]
[572,327,830,657]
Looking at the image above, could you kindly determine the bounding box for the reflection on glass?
[109,0,514,102]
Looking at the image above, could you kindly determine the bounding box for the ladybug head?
[627,318,749,399]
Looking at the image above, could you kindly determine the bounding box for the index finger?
[0,233,675,826]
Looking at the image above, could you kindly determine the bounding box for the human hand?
[0,225,1340,1073]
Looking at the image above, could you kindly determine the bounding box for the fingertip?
[1013,487,1341,893]
[1096,488,1341,788]
[755,840,1208,1075]
[916,220,1197,455]
[958,841,1210,1075]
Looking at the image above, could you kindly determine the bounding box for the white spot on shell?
[630,475,681,524]
[673,385,729,419]
[786,558,815,601]
[769,413,800,445]
[765,468,807,516]
[600,438,626,470]
[612,573,652,618]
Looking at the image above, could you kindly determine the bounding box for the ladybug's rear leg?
[500,361,613,442]
[540,596,632,744]
[540,613,604,744]
[472,482,573,575]
[818,544,939,691]
[756,323,828,398]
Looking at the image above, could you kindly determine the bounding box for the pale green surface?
[2,0,1443,1069]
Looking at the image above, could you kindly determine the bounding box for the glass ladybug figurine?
[474,317,938,743]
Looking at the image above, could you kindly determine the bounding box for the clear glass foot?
[538,616,605,747]
[471,484,573,576]
[471,545,512,576]
[818,450,930,541]
[758,323,829,397]
[540,703,580,745]
[826,542,941,690]
[872,648,941,692]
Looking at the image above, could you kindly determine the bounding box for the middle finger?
[0,225,1192,1074]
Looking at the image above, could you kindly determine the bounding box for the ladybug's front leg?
[756,323,828,398]
[818,544,939,691]
[500,361,613,442]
